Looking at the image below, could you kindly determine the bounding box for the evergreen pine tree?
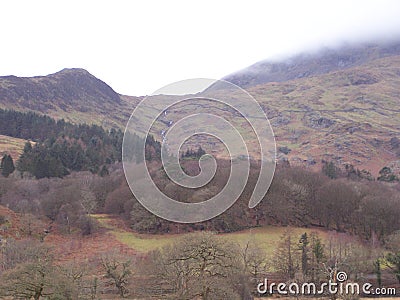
[23,141,32,153]
[99,165,109,177]
[299,233,310,276]
[322,161,338,179]
[1,154,15,177]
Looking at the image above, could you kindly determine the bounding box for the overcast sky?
[1,0,400,96]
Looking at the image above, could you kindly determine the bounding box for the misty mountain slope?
[223,41,400,89]
[246,54,400,174]
[0,68,140,128]
[0,43,399,175]
[144,54,400,176]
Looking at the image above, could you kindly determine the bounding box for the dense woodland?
[0,109,162,178]
[1,159,399,243]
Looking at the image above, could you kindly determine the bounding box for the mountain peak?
[0,67,122,118]
[56,68,91,75]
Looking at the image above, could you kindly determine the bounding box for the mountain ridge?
[0,41,399,175]
[0,68,139,128]
[223,41,400,89]
[0,67,121,105]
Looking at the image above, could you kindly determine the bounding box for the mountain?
[0,68,139,128]
[244,54,400,175]
[0,42,399,176]
[149,43,400,176]
[223,41,400,89]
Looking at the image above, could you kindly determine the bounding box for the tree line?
[101,161,400,244]
[0,109,162,179]
[141,230,400,299]
[2,157,399,244]
[2,229,399,299]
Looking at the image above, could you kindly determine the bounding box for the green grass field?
[92,214,328,255]
[92,214,180,252]
[220,226,329,257]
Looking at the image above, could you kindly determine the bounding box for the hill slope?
[134,49,400,175]
[0,42,399,175]
[0,68,139,128]
[247,55,400,175]
[140,54,400,176]
[223,41,400,88]
[0,135,29,159]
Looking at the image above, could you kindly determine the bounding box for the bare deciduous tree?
[101,253,133,297]
[150,232,245,300]
[0,241,77,299]
[241,238,268,282]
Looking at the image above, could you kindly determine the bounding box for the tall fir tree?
[1,154,15,177]
[299,233,310,276]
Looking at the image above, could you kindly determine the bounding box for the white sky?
[1,0,400,96]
